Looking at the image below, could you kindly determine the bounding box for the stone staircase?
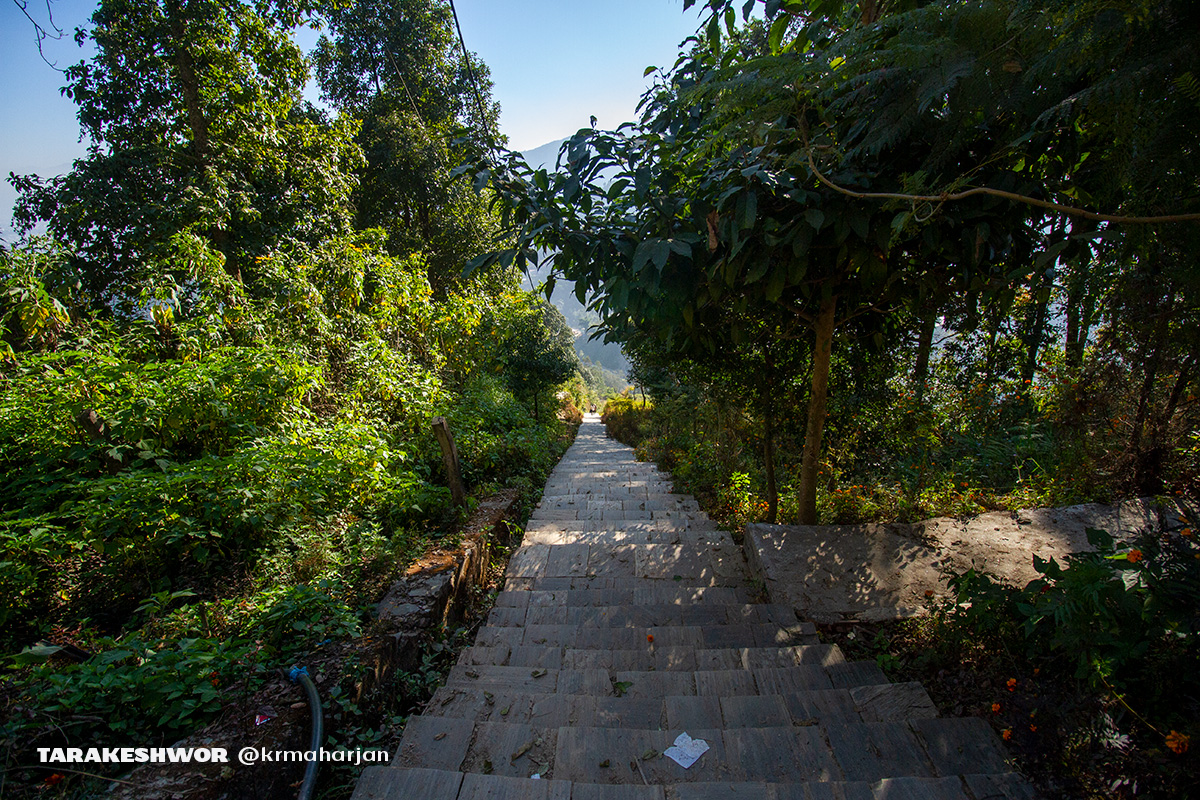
[352,416,1036,800]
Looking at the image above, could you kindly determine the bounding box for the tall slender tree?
[313,0,503,290]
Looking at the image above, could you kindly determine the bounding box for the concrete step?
[443,660,887,697]
[485,602,798,629]
[494,586,757,609]
[389,717,1013,786]
[459,642,839,672]
[472,621,819,651]
[423,682,938,728]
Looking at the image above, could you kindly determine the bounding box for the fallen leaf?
[531,669,548,678]
[434,733,447,741]
[599,759,610,768]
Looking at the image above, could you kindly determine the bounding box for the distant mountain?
[518,138,629,382]
[521,137,568,170]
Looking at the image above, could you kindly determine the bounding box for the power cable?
[447,0,497,149]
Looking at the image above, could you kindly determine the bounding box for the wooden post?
[432,416,467,507]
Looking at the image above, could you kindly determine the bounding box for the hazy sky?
[0,0,706,238]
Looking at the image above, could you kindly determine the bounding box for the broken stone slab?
[745,496,1194,623]
[744,522,946,624]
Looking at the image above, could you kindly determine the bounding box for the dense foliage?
[472,0,1200,524]
[0,0,589,792]
[474,0,1199,794]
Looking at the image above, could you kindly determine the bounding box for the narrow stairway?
[352,415,1035,800]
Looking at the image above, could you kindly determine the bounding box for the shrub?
[602,398,652,446]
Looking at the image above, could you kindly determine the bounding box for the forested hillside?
[0,0,591,791]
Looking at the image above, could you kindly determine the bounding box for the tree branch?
[802,130,1200,225]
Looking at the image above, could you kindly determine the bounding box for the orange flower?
[1029,725,1038,733]
[1181,528,1193,537]
[924,590,935,598]
[991,702,1001,714]
[646,634,654,643]
[1166,731,1190,754]
[45,774,64,786]
[1002,729,1013,741]
[1126,549,1144,563]
[1007,678,1018,692]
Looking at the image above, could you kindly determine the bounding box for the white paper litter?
[663,732,710,769]
[530,774,541,780]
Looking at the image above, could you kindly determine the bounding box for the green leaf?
[10,644,63,665]
[804,209,825,230]
[740,191,758,230]
[769,15,790,53]
[632,239,657,273]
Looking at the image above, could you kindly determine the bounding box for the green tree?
[10,0,361,311]
[502,301,578,422]
[313,0,504,290]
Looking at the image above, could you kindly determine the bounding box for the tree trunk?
[913,310,936,401]
[1129,296,1172,457]
[797,295,837,525]
[533,387,540,423]
[1065,267,1084,370]
[1020,272,1052,388]
[167,2,240,283]
[763,408,778,524]
[982,307,1000,388]
[860,0,880,25]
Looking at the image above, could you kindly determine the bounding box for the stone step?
[529,509,710,522]
[504,575,750,591]
[505,543,747,583]
[423,682,938,728]
[521,528,732,547]
[444,660,887,696]
[537,496,701,512]
[485,602,798,629]
[353,767,1037,800]
[459,642,840,671]
[389,717,1013,786]
[522,520,722,537]
[494,586,757,609]
[472,621,820,652]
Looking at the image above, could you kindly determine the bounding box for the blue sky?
[0,0,706,238]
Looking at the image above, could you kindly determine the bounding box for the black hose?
[288,666,323,800]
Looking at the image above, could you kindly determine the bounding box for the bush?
[933,523,1200,772]
[602,397,652,446]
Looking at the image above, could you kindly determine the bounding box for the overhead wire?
[447,0,497,150]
